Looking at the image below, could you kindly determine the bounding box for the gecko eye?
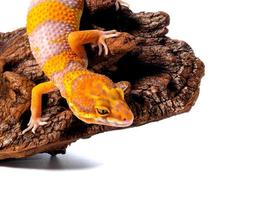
[96,107,110,116]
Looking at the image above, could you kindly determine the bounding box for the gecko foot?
[115,0,129,11]
[97,30,121,56]
[21,117,49,135]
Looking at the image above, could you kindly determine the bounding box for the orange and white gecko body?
[23,0,133,133]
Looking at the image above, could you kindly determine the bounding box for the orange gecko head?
[66,73,134,127]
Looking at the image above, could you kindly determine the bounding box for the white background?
[1,0,267,199]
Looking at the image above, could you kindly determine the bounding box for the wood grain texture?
[0,1,205,160]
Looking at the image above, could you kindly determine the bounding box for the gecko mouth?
[79,116,133,127]
[109,121,133,127]
[98,118,133,127]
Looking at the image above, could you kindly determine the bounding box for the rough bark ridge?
[0,1,205,160]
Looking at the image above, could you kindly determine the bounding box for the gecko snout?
[121,109,134,126]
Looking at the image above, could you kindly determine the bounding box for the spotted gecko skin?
[25,0,134,132]
[27,0,85,94]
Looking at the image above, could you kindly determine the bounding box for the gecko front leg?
[22,81,57,134]
[68,29,121,58]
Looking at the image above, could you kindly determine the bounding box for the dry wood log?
[0,1,205,160]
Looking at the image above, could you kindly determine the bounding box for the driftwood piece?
[0,1,205,160]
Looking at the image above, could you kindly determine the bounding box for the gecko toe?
[102,41,109,56]
[115,0,130,10]
[103,30,117,35]
[21,124,34,135]
[96,31,121,56]
[21,117,49,135]
[98,43,103,56]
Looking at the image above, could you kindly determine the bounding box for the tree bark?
[0,1,205,160]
